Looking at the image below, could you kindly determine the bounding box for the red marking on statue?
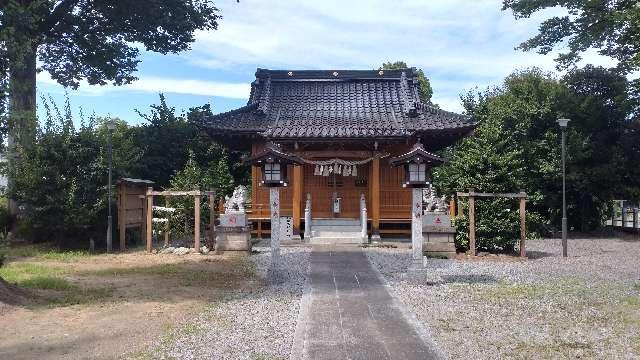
[229,216,236,224]
[435,217,441,224]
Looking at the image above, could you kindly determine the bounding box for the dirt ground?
[0,248,257,360]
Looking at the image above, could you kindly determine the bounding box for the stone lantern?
[390,142,444,268]
[248,143,303,270]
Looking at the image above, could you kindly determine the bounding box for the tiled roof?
[200,68,475,140]
[389,142,446,166]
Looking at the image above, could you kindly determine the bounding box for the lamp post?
[106,120,116,253]
[557,118,570,258]
[390,142,445,269]
[247,143,303,271]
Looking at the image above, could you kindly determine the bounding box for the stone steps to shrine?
[309,218,365,244]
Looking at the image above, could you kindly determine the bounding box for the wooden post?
[449,195,455,223]
[145,187,153,254]
[370,157,380,238]
[292,165,302,237]
[519,192,527,258]
[219,196,225,214]
[164,220,170,247]
[118,182,126,251]
[209,190,215,247]
[194,191,201,253]
[257,205,263,238]
[468,189,476,256]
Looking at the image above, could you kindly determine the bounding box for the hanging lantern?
[247,143,303,187]
[389,142,445,188]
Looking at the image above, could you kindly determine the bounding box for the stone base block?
[215,229,252,254]
[219,213,247,227]
[423,228,456,259]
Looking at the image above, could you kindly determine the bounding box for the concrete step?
[314,231,362,238]
[309,236,366,245]
[313,226,362,232]
[312,219,360,226]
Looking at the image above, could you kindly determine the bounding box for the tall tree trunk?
[7,45,38,217]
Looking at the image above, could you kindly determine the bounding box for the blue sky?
[36,0,617,125]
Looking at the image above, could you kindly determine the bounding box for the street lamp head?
[557,118,570,128]
[106,119,116,131]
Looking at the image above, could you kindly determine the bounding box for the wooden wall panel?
[380,159,411,219]
[302,163,366,219]
[250,165,293,218]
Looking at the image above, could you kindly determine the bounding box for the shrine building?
[199,68,475,242]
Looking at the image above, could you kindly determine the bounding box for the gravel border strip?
[289,274,311,360]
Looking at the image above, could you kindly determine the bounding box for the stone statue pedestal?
[215,213,252,254]
[423,212,456,259]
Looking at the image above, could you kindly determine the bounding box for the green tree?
[561,65,640,214]
[13,94,140,246]
[0,0,220,201]
[503,0,640,74]
[165,148,234,244]
[381,61,434,104]
[435,67,638,251]
[133,94,197,187]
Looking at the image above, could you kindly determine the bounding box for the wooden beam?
[118,183,126,251]
[290,150,378,159]
[457,191,527,198]
[370,158,380,235]
[292,165,303,235]
[145,187,153,254]
[468,189,476,256]
[194,192,201,253]
[149,190,201,196]
[519,192,527,258]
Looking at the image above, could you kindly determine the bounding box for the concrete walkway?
[293,245,441,360]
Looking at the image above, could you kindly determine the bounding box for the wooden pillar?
[164,220,170,247]
[209,190,215,247]
[257,205,263,238]
[145,187,153,254]
[468,189,476,256]
[219,196,225,214]
[194,192,201,253]
[292,165,303,236]
[449,195,455,223]
[118,183,126,251]
[370,157,380,237]
[519,192,527,258]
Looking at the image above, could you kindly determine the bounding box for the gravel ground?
[365,238,640,359]
[157,246,310,360]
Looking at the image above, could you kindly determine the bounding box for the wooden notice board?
[117,177,155,251]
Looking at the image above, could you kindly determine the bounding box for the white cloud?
[183,0,619,112]
[37,0,628,116]
[36,72,250,99]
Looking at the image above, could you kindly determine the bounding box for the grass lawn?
[0,243,257,360]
